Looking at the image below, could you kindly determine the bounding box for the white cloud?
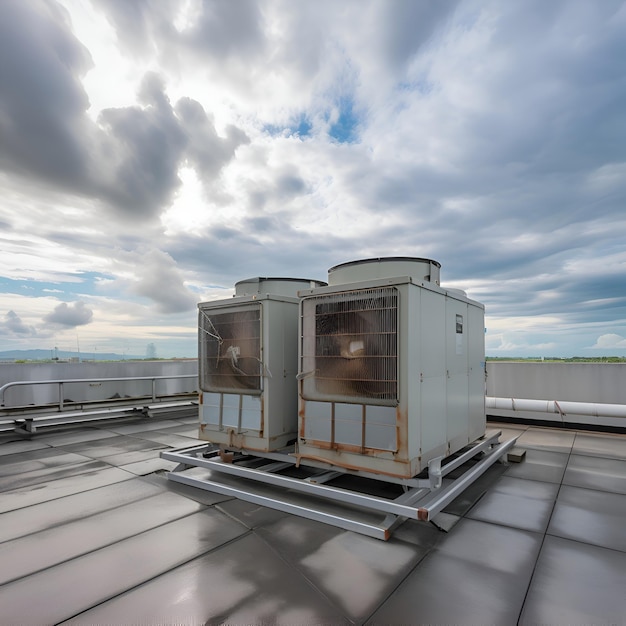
[114,248,197,314]
[591,334,626,349]
[44,301,93,327]
[3,310,37,336]
[487,334,558,354]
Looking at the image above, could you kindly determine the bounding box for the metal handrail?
[0,375,197,411]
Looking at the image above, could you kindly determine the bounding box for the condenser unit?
[198,276,325,451]
[297,257,485,478]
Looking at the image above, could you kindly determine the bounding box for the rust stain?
[227,428,244,449]
[219,448,235,463]
[303,438,393,457]
[360,404,366,455]
[294,452,411,479]
[325,440,390,457]
[305,438,333,450]
[395,405,408,457]
[259,401,264,437]
[417,508,429,521]
[304,437,395,458]
[298,402,306,439]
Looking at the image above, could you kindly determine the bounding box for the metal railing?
[0,375,197,411]
[0,375,199,435]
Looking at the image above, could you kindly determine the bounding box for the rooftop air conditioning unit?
[198,276,325,452]
[297,257,485,478]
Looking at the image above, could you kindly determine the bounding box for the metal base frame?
[161,431,517,541]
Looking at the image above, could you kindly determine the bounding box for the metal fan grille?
[199,306,261,392]
[301,287,398,403]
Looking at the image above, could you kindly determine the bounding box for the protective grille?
[301,287,398,403]
[199,306,261,392]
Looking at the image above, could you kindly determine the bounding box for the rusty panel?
[300,400,398,454]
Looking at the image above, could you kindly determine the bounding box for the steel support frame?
[161,432,517,540]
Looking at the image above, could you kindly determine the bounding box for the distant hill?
[0,349,143,362]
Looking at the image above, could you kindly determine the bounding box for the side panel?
[301,401,332,442]
[200,392,221,426]
[334,403,362,446]
[418,289,447,456]
[446,297,470,452]
[364,405,397,451]
[467,303,486,442]
[264,298,300,440]
[404,285,420,460]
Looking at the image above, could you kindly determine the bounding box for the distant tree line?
[486,356,626,363]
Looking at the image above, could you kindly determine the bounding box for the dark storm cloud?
[44,301,93,327]
[0,0,93,188]
[175,97,249,181]
[95,84,246,218]
[0,3,247,222]
[97,73,187,217]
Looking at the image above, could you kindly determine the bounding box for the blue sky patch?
[328,97,359,143]
[264,114,312,138]
[1,272,114,301]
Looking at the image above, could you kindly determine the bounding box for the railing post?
[152,378,157,402]
[59,382,64,411]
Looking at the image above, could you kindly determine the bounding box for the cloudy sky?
[1,0,625,359]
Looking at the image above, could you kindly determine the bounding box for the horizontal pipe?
[486,397,626,419]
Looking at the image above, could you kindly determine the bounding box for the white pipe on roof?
[486,397,626,419]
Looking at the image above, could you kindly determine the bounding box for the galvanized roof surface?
[1,416,625,625]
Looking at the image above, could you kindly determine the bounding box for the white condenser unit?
[297,257,486,478]
[198,276,325,452]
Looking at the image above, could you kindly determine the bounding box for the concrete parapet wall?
[486,362,626,404]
